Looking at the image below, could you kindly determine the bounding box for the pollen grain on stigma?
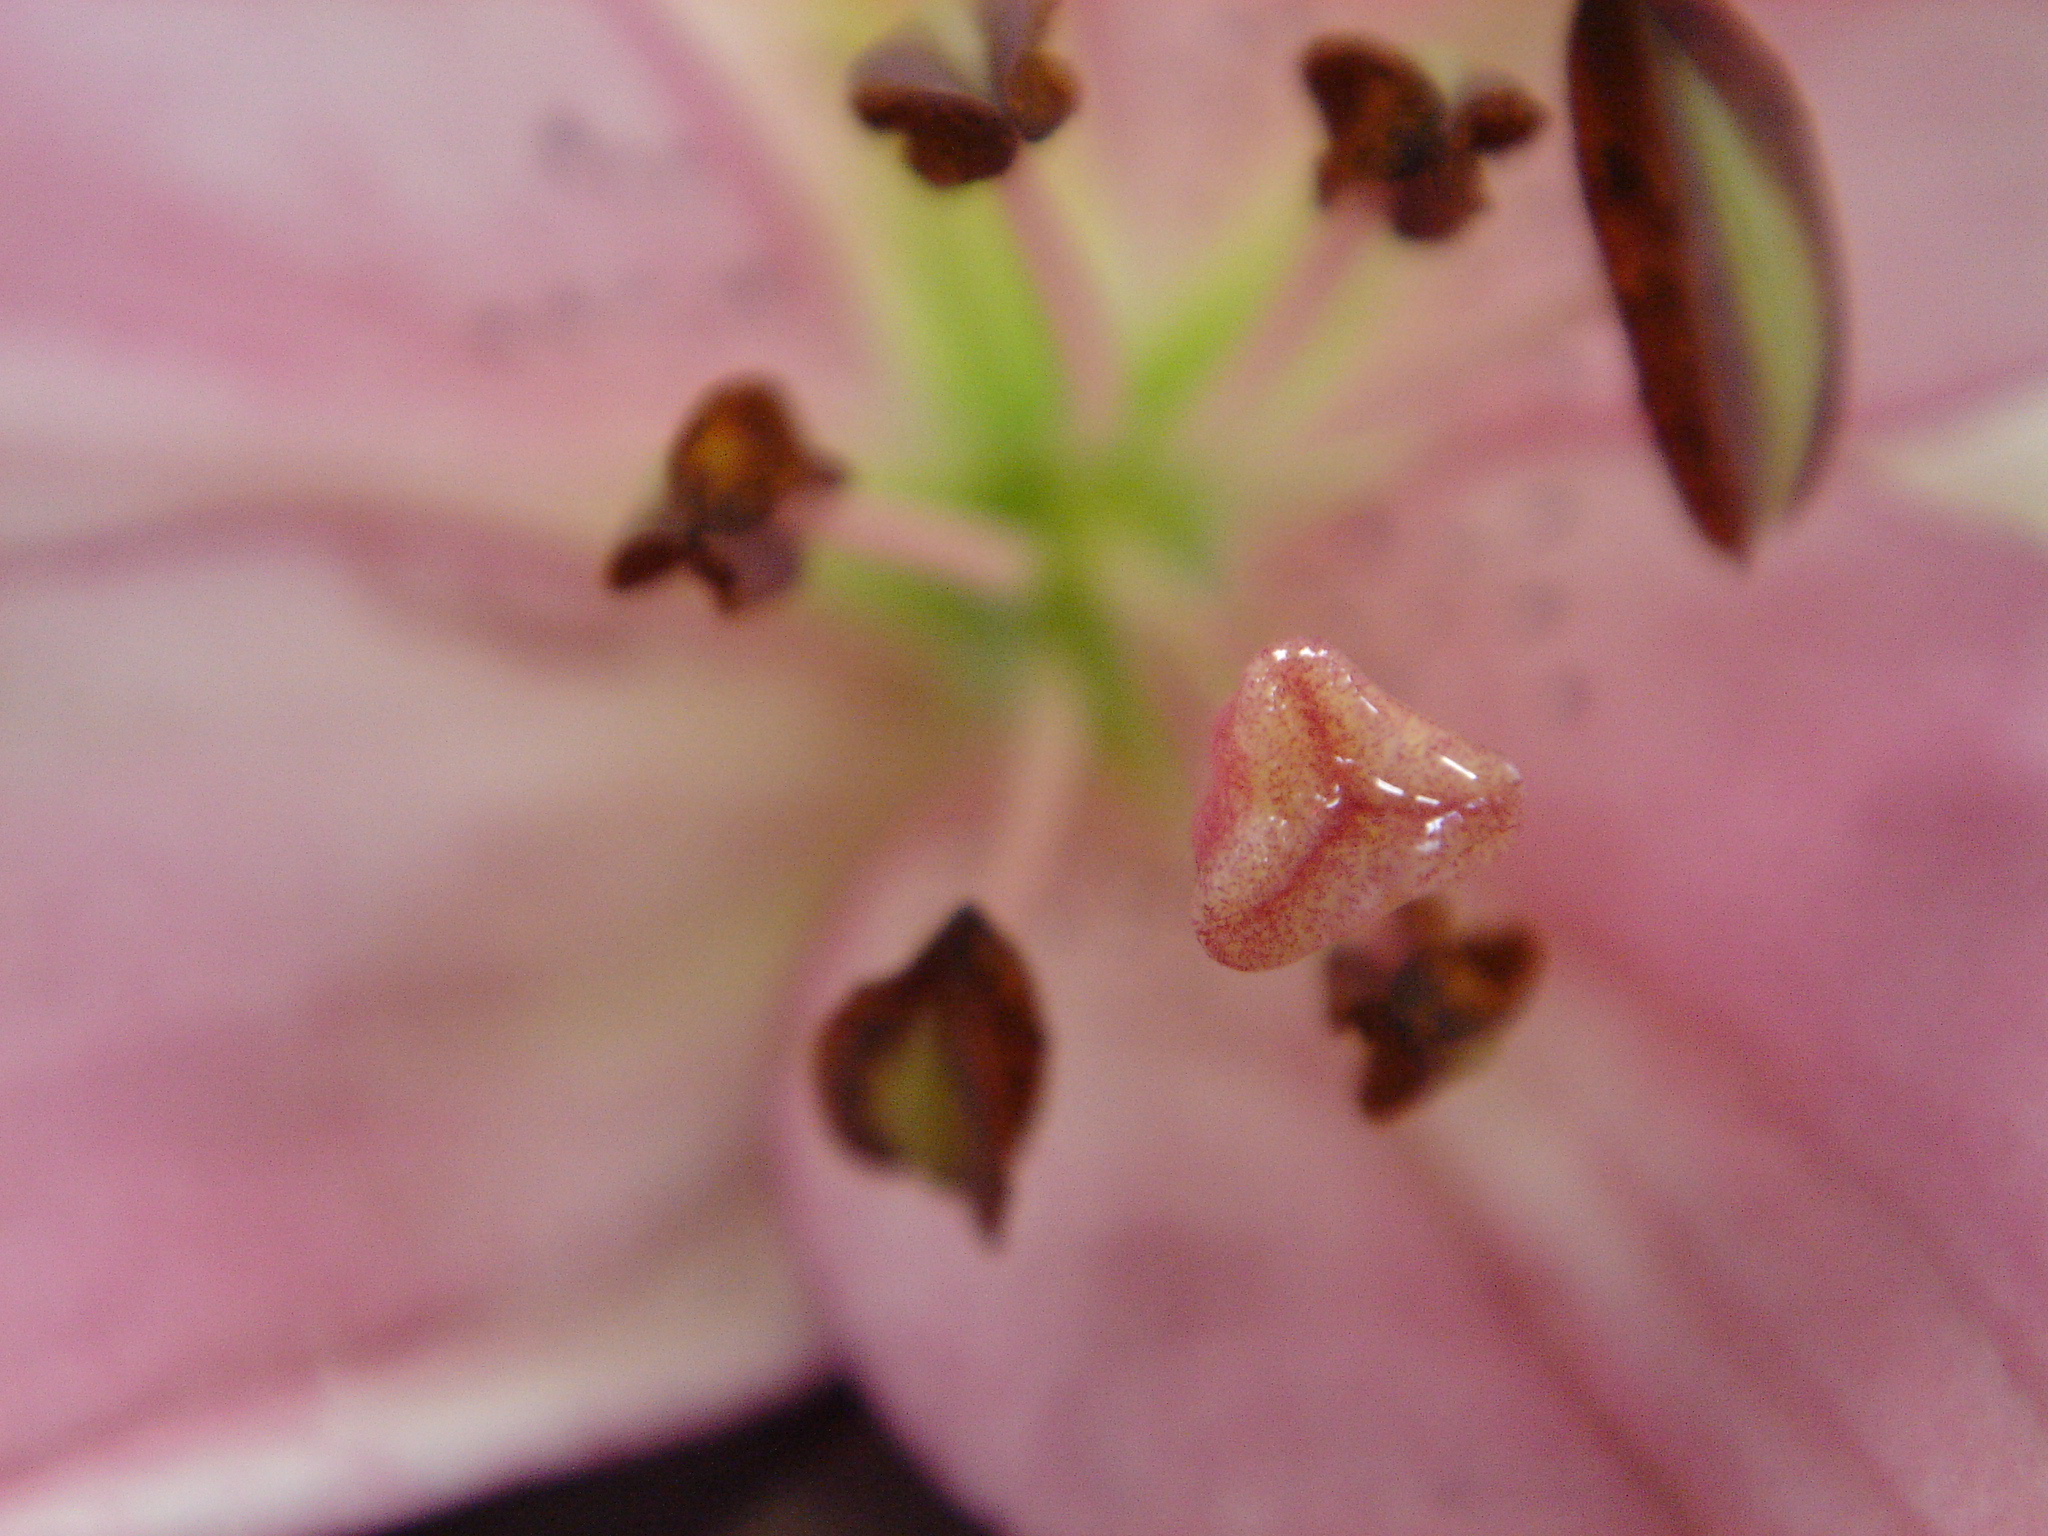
[606,377,841,612]
[851,0,1077,188]
[1304,36,1546,241]
[1327,898,1542,1118]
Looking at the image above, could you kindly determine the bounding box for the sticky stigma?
[1192,641,1523,972]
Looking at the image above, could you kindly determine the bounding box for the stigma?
[1192,642,1523,973]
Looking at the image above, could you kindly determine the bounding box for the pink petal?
[1750,0,2048,421]
[781,473,2048,1532]
[0,2,873,529]
[0,493,936,1535]
[1269,434,2048,1420]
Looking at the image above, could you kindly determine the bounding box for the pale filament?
[1193,199,1377,443]
[978,660,1091,929]
[822,489,1039,600]
[998,157,1122,442]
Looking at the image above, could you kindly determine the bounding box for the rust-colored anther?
[1303,36,1545,241]
[1327,898,1542,1118]
[1387,144,1486,241]
[1457,81,1548,153]
[852,1,1077,188]
[1568,0,1843,555]
[1305,38,1447,194]
[816,905,1046,1238]
[606,379,842,612]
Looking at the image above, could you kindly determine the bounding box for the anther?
[1327,898,1541,1118]
[606,378,842,612]
[1457,81,1548,154]
[1568,0,1842,555]
[851,1,1077,188]
[815,905,1046,1237]
[1192,641,1523,973]
[1304,37,1545,241]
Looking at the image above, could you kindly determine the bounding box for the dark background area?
[394,1382,994,1536]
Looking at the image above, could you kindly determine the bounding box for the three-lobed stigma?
[1192,642,1524,974]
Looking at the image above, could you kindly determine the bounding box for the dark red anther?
[1304,38,1447,193]
[852,1,1077,188]
[606,379,841,613]
[1457,81,1548,154]
[1388,144,1485,241]
[816,905,1046,1237]
[1304,37,1545,242]
[1568,0,1843,555]
[1326,899,1541,1118]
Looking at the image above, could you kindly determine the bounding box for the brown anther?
[606,379,841,613]
[816,905,1046,1237]
[1304,38,1448,197]
[1388,144,1485,241]
[1456,81,1548,153]
[1569,0,1843,556]
[851,2,1077,188]
[1326,898,1541,1118]
[1304,37,1545,241]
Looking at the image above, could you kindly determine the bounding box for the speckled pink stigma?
[1192,641,1523,972]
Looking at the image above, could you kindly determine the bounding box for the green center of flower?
[816,179,1230,767]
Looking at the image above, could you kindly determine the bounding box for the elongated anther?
[852,1,1077,188]
[816,905,1046,1237]
[607,379,841,612]
[1193,642,1522,972]
[1569,0,1843,555]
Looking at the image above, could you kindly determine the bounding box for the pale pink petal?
[0,491,941,1536]
[781,476,2048,1533]
[1268,441,2048,1452]
[0,2,875,536]
[1750,0,2048,421]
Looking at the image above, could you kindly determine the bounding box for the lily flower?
[2,2,2045,1534]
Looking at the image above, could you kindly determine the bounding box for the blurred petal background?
[0,2,2044,1535]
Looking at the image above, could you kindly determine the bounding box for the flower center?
[604,0,1852,1228]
